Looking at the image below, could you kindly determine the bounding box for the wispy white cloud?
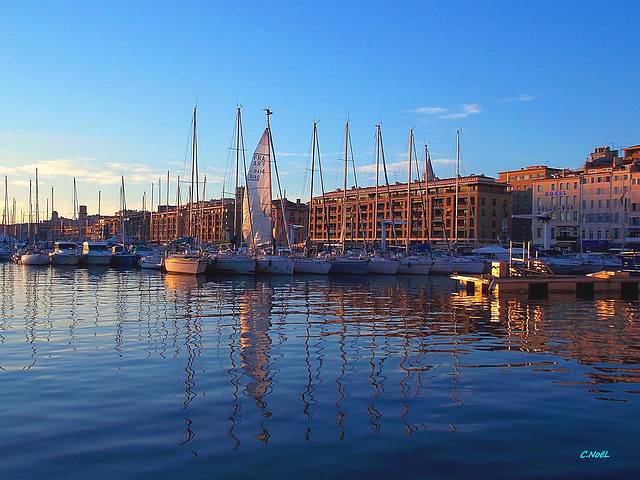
[440,104,481,119]
[275,151,304,157]
[410,107,448,114]
[501,93,537,103]
[430,157,455,166]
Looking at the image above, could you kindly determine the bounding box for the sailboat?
[292,121,332,274]
[208,107,256,275]
[431,131,484,275]
[111,176,137,266]
[0,175,14,261]
[328,120,368,275]
[243,109,293,275]
[397,130,432,275]
[366,124,399,275]
[164,106,208,275]
[19,169,50,265]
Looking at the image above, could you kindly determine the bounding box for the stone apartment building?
[308,173,512,249]
[500,145,640,251]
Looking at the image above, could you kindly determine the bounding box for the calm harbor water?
[1,262,639,479]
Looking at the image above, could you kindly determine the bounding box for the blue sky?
[1,0,638,219]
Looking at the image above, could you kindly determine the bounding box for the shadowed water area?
[1,263,639,479]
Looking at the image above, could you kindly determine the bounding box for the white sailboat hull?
[451,258,486,275]
[139,254,164,270]
[165,255,207,275]
[429,259,454,275]
[397,258,432,275]
[329,258,369,275]
[367,257,400,275]
[209,254,257,275]
[293,258,332,274]
[256,256,293,275]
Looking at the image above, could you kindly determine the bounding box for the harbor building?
[148,196,308,248]
[308,174,512,249]
[497,166,564,243]
[501,145,640,251]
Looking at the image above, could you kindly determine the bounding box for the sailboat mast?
[3,175,7,237]
[406,129,413,252]
[314,123,332,252]
[35,168,39,242]
[201,175,206,243]
[120,176,126,244]
[234,107,242,250]
[425,144,430,244]
[341,121,348,253]
[267,109,292,254]
[176,174,180,241]
[454,130,460,244]
[150,182,154,243]
[307,122,318,250]
[374,125,381,247]
[379,126,399,250]
[189,106,197,240]
[28,178,32,243]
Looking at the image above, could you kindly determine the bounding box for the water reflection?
[1,263,640,450]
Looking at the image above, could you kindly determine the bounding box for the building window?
[537,185,542,192]
[573,211,578,221]
[551,184,555,191]
[537,228,542,238]
[560,183,564,190]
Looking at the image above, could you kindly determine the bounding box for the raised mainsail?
[243,127,273,251]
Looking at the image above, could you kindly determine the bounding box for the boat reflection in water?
[1,263,639,479]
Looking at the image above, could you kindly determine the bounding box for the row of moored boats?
[3,241,624,277]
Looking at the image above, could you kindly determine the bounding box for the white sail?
[243,128,273,250]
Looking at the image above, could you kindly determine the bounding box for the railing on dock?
[508,241,554,277]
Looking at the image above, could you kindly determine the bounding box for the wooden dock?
[452,270,640,300]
